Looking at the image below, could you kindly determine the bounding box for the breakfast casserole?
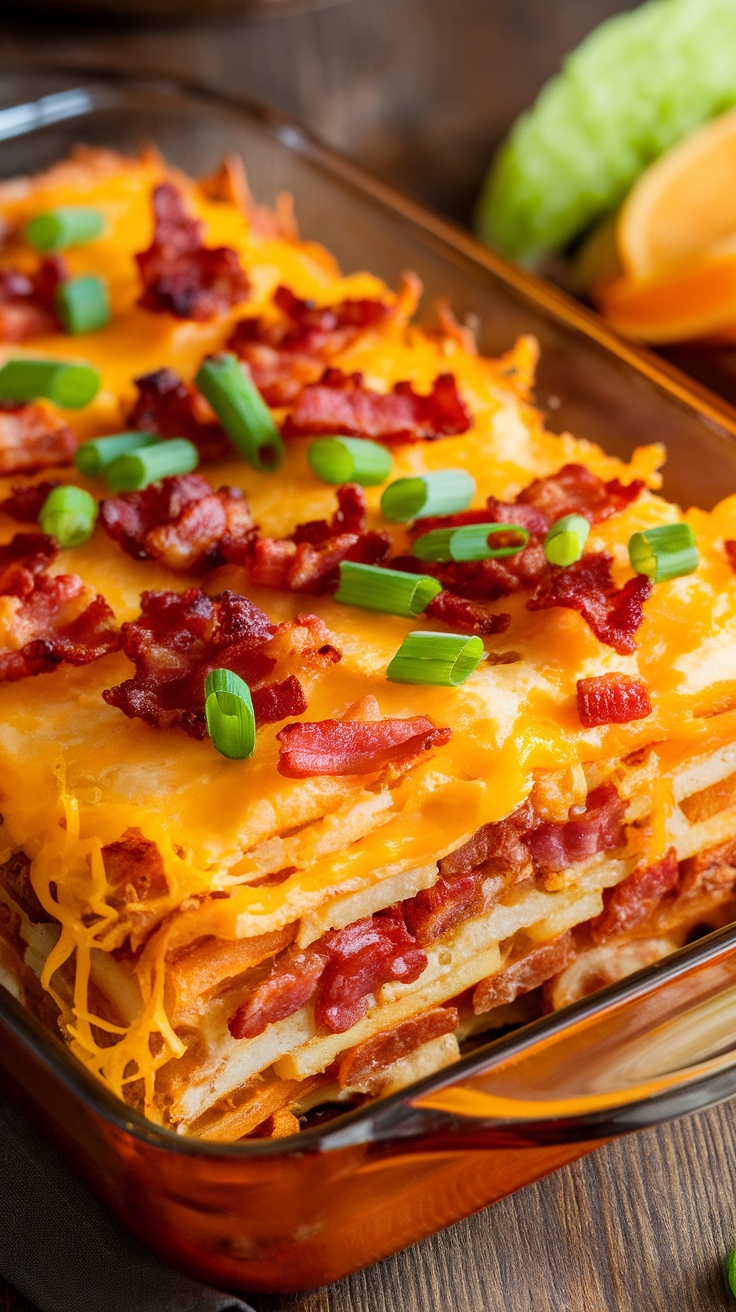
[1,145,735,1144]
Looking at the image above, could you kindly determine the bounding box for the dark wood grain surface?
[1,1,734,1309]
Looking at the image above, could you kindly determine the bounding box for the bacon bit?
[282,367,471,445]
[679,837,736,901]
[228,945,325,1041]
[241,485,390,594]
[472,931,576,1015]
[337,1006,459,1093]
[525,782,628,873]
[528,553,653,654]
[0,402,77,475]
[102,828,168,916]
[228,284,394,406]
[424,590,511,636]
[403,872,483,945]
[100,473,253,571]
[251,674,307,726]
[0,538,120,683]
[0,480,60,522]
[276,715,451,778]
[127,368,230,462]
[724,540,736,572]
[438,800,535,880]
[315,907,427,1033]
[517,463,645,527]
[102,588,324,737]
[576,673,652,727]
[0,256,66,342]
[591,848,679,943]
[136,182,249,322]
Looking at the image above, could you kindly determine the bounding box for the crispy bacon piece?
[100,474,253,571]
[524,782,628,873]
[228,285,393,406]
[517,463,644,526]
[438,800,535,880]
[250,674,307,726]
[403,872,483,945]
[127,369,230,462]
[276,715,451,778]
[679,837,736,902]
[0,535,120,682]
[0,402,77,475]
[725,540,736,573]
[528,553,653,654]
[240,484,391,594]
[591,848,679,943]
[424,590,511,636]
[228,946,326,1041]
[282,367,471,445]
[136,182,249,321]
[0,256,66,342]
[576,673,652,727]
[229,905,428,1040]
[315,907,428,1033]
[473,931,576,1014]
[337,1006,459,1092]
[101,588,325,737]
[0,480,59,522]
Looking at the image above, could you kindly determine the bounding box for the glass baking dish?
[3,69,736,1294]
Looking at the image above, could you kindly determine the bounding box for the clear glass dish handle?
[395,925,736,1146]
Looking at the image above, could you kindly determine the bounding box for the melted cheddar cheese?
[1,148,736,1113]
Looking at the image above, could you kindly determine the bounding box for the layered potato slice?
[1,148,736,1140]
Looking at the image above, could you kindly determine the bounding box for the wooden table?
[0,1,734,1308]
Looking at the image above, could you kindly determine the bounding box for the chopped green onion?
[106,439,199,491]
[24,206,105,252]
[380,470,475,523]
[55,274,110,335]
[0,358,100,409]
[308,435,392,487]
[387,630,484,686]
[75,431,159,478]
[335,561,441,617]
[544,513,590,567]
[204,668,256,760]
[628,523,698,583]
[38,485,98,547]
[725,1249,736,1298]
[195,353,284,472]
[413,522,530,563]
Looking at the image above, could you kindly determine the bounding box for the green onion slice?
[335,561,441,617]
[628,523,698,583]
[55,274,110,335]
[725,1248,736,1298]
[308,435,392,487]
[106,439,199,492]
[38,484,98,548]
[25,206,105,252]
[204,668,256,760]
[413,522,529,563]
[0,358,100,409]
[544,513,590,567]
[380,470,475,523]
[386,630,484,686]
[195,353,284,472]
[75,431,159,478]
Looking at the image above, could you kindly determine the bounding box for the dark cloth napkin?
[0,1095,258,1312]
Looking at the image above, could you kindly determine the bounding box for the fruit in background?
[597,238,736,343]
[475,0,736,264]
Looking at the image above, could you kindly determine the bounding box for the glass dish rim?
[2,65,736,1162]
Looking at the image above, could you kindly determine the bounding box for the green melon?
[475,0,736,263]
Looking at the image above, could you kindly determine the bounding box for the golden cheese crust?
[1,148,736,1136]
